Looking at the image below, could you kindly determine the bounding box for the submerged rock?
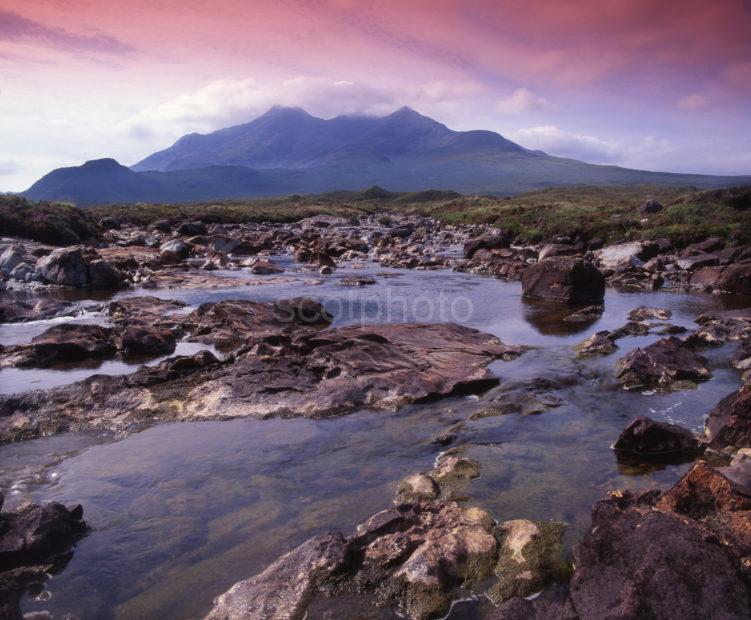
[615,336,711,391]
[574,331,618,358]
[521,257,605,304]
[627,306,671,321]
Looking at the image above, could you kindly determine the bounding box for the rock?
[521,257,605,304]
[2,324,115,368]
[0,245,28,277]
[35,247,90,287]
[463,231,509,258]
[205,532,347,620]
[537,243,578,262]
[245,257,284,275]
[209,236,241,254]
[486,519,568,604]
[8,262,35,283]
[308,251,336,268]
[690,265,724,290]
[608,320,649,339]
[675,253,719,271]
[176,221,206,236]
[731,341,751,372]
[159,239,191,263]
[627,306,671,321]
[318,265,333,275]
[118,326,176,358]
[686,237,725,255]
[0,299,75,323]
[639,197,663,214]
[615,336,711,391]
[151,219,171,233]
[0,321,523,442]
[488,596,578,620]
[339,276,376,286]
[99,216,120,230]
[594,242,645,271]
[396,473,440,502]
[88,259,123,289]
[613,416,703,456]
[717,262,751,296]
[570,489,751,619]
[574,331,618,358]
[431,452,481,482]
[0,501,88,569]
[562,305,603,323]
[705,383,751,450]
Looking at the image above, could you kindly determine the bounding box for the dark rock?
[463,231,509,258]
[570,489,751,619]
[639,197,663,214]
[686,237,725,255]
[521,257,605,304]
[0,299,75,323]
[2,324,115,368]
[613,416,703,456]
[176,221,207,236]
[615,336,711,391]
[675,253,719,271]
[245,257,284,275]
[488,596,578,620]
[151,219,171,233]
[717,262,751,296]
[98,216,120,230]
[609,320,650,340]
[88,259,123,289]
[705,383,751,450]
[339,276,376,286]
[118,326,176,358]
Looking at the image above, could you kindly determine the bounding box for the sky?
[1,0,750,190]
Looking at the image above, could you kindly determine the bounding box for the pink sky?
[1,0,750,189]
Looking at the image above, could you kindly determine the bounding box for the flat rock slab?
[0,322,523,442]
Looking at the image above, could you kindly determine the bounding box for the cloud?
[0,160,20,175]
[496,88,550,114]
[0,10,134,55]
[121,76,486,143]
[677,94,709,110]
[508,125,621,161]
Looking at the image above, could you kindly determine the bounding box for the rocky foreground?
[1,209,751,617]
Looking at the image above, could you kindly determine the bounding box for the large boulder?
[521,257,605,304]
[35,247,122,289]
[615,336,711,391]
[118,326,176,358]
[570,489,751,619]
[705,383,751,450]
[613,416,703,456]
[717,262,751,296]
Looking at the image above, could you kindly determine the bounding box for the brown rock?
[521,257,605,304]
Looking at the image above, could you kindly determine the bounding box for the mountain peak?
[81,158,123,170]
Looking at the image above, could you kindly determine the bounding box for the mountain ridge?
[22,106,751,205]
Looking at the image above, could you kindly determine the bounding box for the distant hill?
[22,106,751,205]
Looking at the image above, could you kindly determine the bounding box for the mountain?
[23,106,751,205]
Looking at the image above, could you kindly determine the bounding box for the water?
[0,256,746,619]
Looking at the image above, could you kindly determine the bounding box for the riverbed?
[0,255,746,619]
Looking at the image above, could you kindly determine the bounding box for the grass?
[3,185,749,248]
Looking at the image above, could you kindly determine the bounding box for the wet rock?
[639,197,663,214]
[521,257,605,304]
[0,298,75,323]
[731,340,751,372]
[613,416,703,457]
[574,331,618,358]
[562,305,603,323]
[245,257,284,275]
[688,311,751,347]
[627,306,671,321]
[570,489,751,619]
[705,383,751,450]
[0,321,522,441]
[431,451,481,483]
[608,320,649,340]
[339,276,376,286]
[0,500,88,570]
[88,259,124,289]
[717,262,751,296]
[183,298,331,351]
[488,596,578,620]
[205,532,347,620]
[615,336,711,391]
[118,326,176,358]
[308,251,336,269]
[486,519,568,604]
[396,474,440,503]
[463,231,509,258]
[2,324,115,368]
